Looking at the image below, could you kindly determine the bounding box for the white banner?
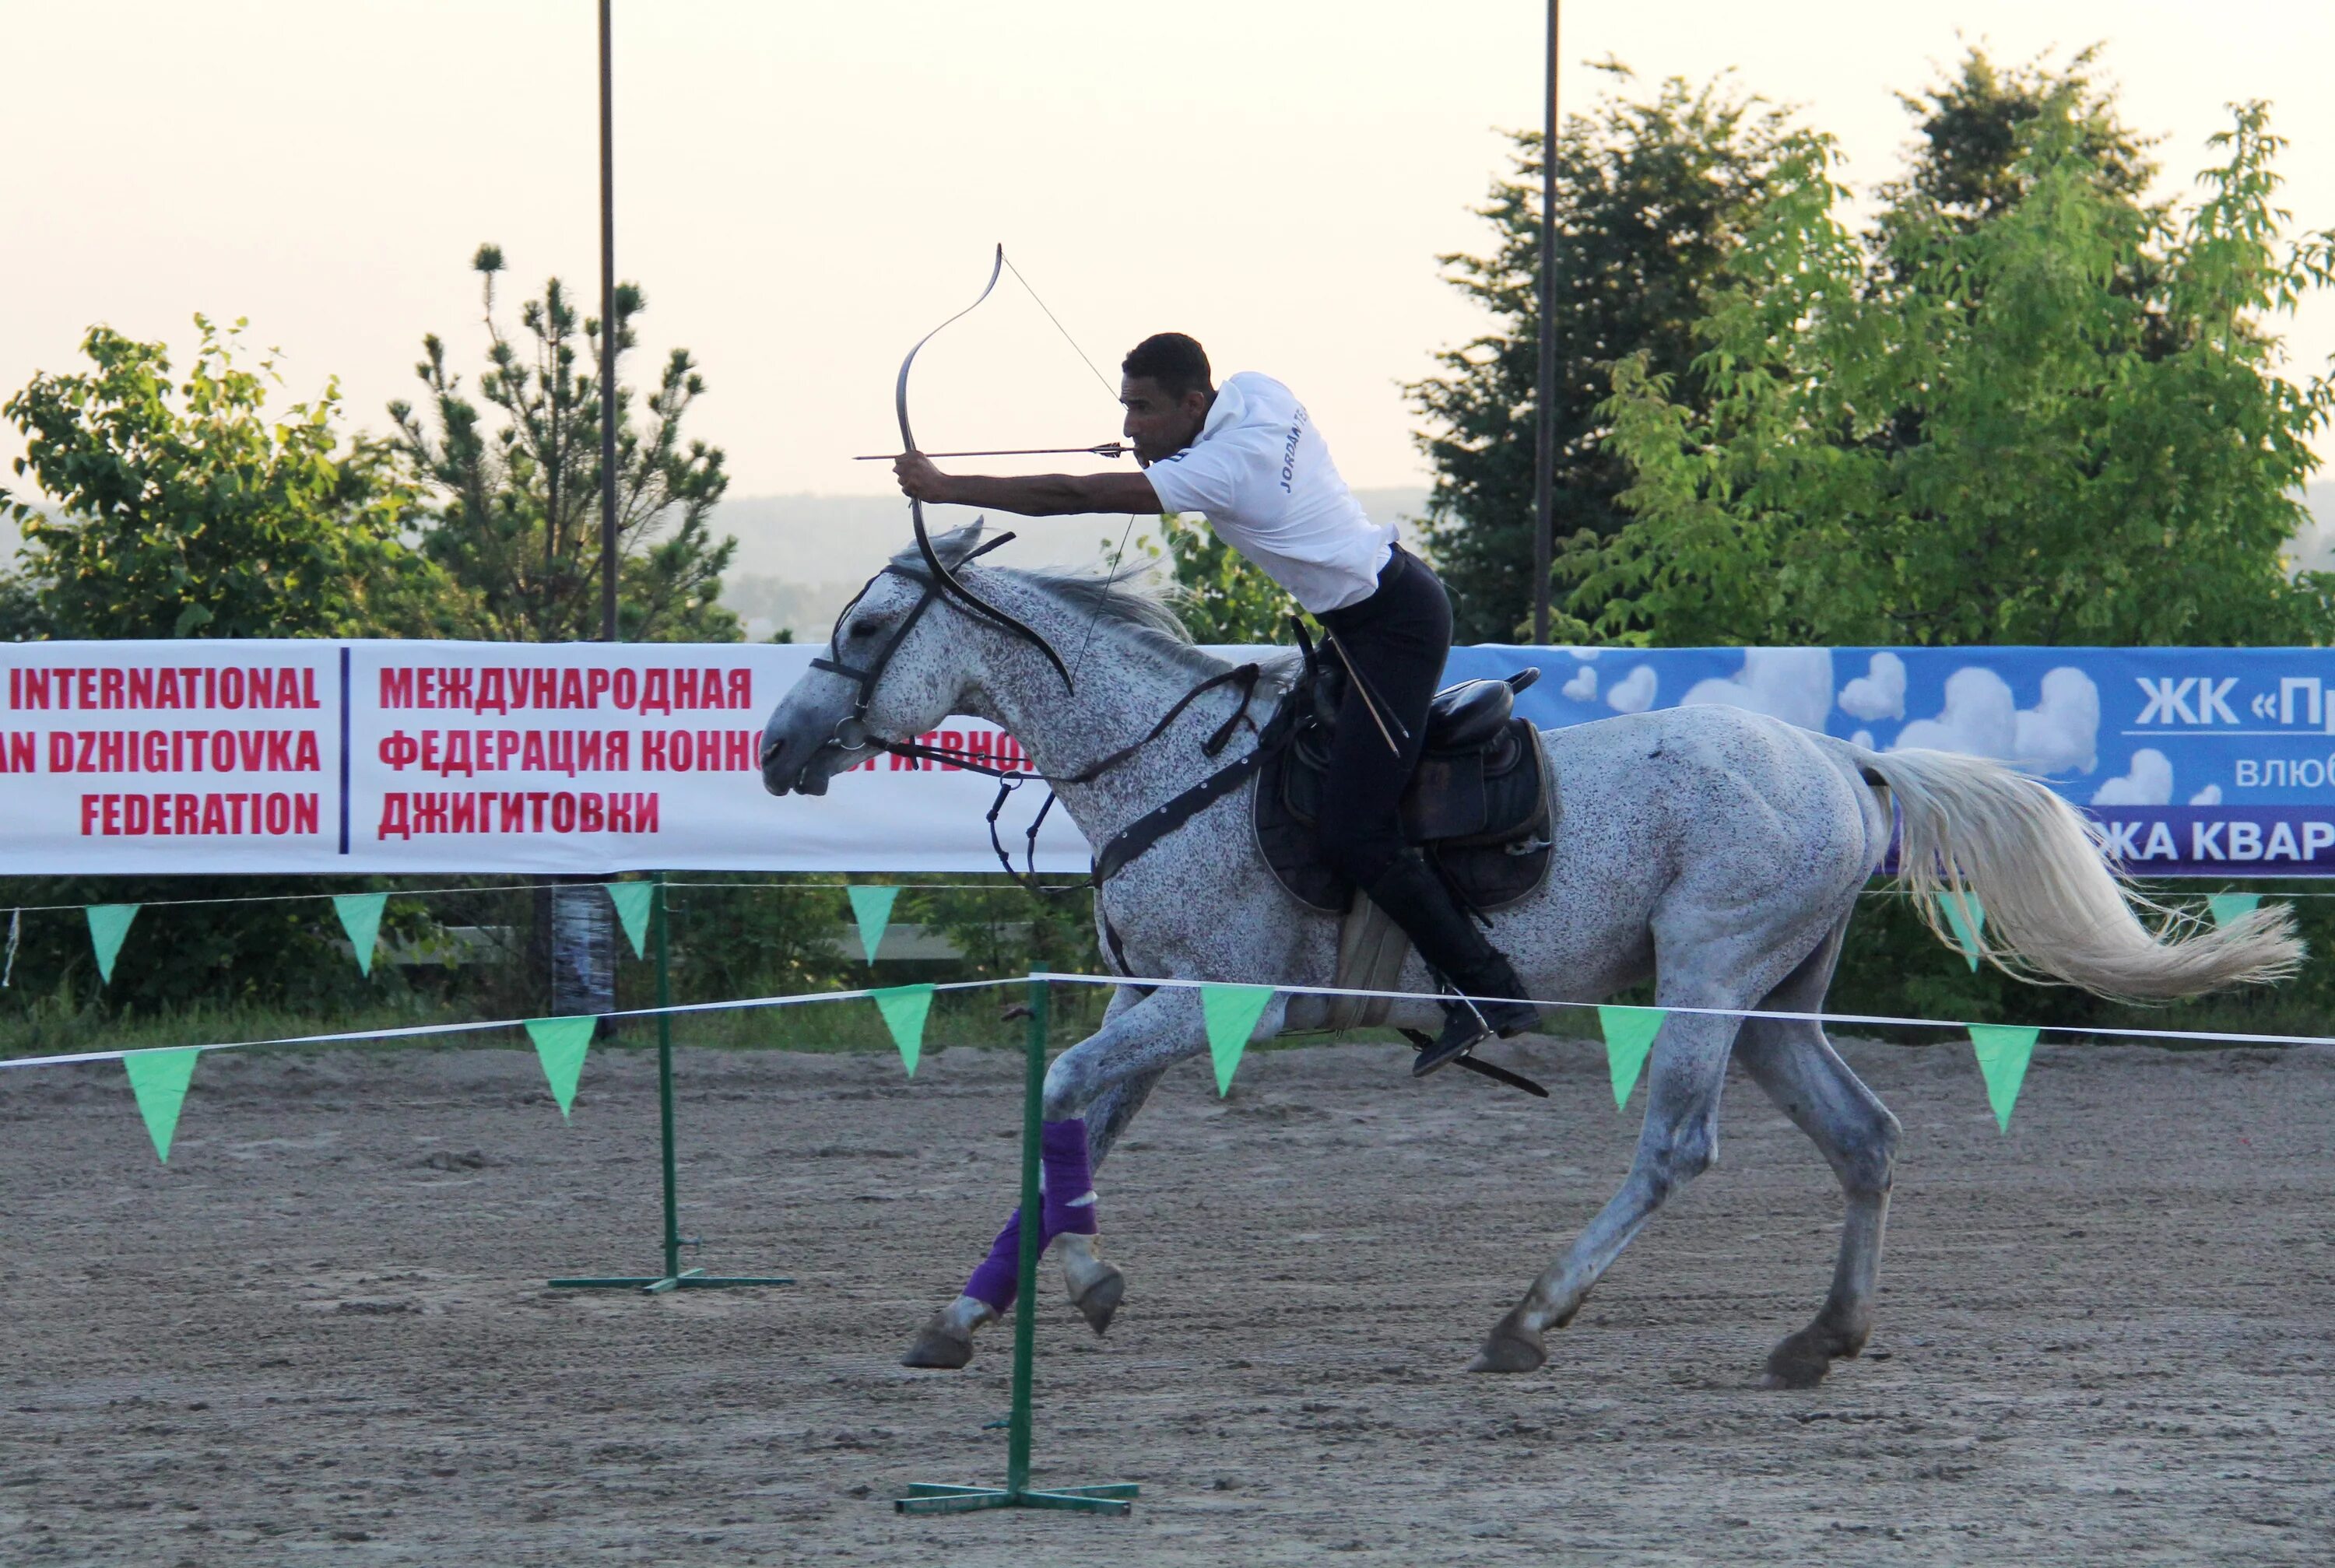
[0,640,1094,873]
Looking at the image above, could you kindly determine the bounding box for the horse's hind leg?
[1732,916,1903,1389]
[1472,991,1745,1373]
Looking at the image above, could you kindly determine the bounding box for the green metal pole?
[1008,977,1046,1497]
[655,869,681,1283]
[547,877,788,1293]
[892,974,1132,1515]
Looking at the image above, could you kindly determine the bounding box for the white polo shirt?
[1142,371,1396,614]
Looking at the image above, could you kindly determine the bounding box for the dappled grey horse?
[760,524,2300,1386]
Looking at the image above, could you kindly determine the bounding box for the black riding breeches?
[1313,545,1453,888]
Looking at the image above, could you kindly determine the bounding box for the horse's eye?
[849,616,882,640]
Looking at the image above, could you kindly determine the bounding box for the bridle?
[791,545,1274,896]
[806,532,1021,752]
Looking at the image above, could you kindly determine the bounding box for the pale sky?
[7,2,2335,506]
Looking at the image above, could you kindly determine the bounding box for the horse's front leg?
[902,984,1262,1370]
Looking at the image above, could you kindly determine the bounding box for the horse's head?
[760,521,996,797]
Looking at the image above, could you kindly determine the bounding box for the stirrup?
[1411,998,1493,1078]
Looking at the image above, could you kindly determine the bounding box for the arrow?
[855,442,1131,461]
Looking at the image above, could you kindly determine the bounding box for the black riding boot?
[1362,850,1542,1077]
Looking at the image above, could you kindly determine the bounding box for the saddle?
[1253,651,1557,922]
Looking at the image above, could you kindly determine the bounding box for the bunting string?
[0,977,1017,1073]
[1025,971,2335,1052]
[9,967,2334,1165]
[12,968,2335,1075]
[4,966,2335,1078]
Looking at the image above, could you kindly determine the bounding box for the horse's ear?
[929,518,988,570]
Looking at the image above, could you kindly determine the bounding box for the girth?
[1090,689,1299,885]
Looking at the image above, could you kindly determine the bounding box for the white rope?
[0,977,1019,1073]
[8,965,2333,1077]
[1027,971,2335,1051]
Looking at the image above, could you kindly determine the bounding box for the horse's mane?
[1013,563,1195,647]
[882,534,1302,696]
[1018,563,1308,692]
[884,537,1298,685]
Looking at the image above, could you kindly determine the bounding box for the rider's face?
[1120,376,1210,466]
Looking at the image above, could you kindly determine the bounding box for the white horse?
[760,524,2299,1386]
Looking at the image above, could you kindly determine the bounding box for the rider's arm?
[893,454,1160,517]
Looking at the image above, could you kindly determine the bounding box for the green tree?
[1407,65,1796,642]
[392,245,740,644]
[0,318,473,1016]
[1879,46,2155,247]
[1874,47,2180,370]
[1576,96,2335,648]
[2,316,461,640]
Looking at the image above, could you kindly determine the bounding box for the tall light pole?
[598,0,620,644]
[555,0,622,1044]
[1531,0,1561,645]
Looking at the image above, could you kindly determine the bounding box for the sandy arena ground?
[2,1031,2331,1566]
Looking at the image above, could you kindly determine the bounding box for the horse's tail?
[1852,744,2302,1001]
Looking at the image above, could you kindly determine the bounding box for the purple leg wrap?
[1041,1118,1098,1238]
[961,1121,1100,1312]
[964,1209,1024,1312]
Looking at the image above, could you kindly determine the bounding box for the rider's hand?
[893,452,953,503]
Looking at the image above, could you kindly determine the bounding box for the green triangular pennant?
[86,903,139,985]
[1968,1023,2039,1133]
[2207,892,2263,928]
[846,885,900,963]
[606,881,655,959]
[123,1047,200,1163]
[1199,984,1275,1096]
[332,893,388,977]
[872,983,936,1075]
[1937,890,1986,971]
[1597,1005,1666,1110]
[525,1016,596,1120]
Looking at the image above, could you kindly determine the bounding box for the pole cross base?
[897,983,1126,1520]
[548,1268,795,1294]
[544,875,794,1301]
[895,1482,1137,1517]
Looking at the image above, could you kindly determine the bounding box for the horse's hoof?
[1068,1263,1125,1336]
[1758,1329,1835,1390]
[1467,1309,1547,1373]
[901,1315,974,1370]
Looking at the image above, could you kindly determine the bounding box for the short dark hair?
[1122,332,1212,398]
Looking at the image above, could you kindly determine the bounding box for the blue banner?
[1443,645,2335,877]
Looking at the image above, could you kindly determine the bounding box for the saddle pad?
[1253,717,1559,917]
[1254,747,1347,914]
[1326,894,1409,1032]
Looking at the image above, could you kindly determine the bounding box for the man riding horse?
[766,303,2295,1378]
[893,331,1538,1075]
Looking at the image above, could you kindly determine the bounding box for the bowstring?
[1000,252,1143,689]
[1002,253,1117,402]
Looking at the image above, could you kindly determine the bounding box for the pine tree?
[392,244,739,645]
